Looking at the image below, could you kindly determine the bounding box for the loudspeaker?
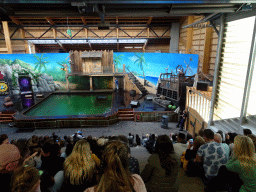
[197,82,209,91]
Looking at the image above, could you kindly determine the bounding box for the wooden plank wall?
[179,16,218,76]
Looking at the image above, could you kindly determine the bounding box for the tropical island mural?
[114,52,199,93]
[0,52,198,95]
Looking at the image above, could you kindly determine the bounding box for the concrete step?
[0,120,13,123]
[247,116,256,127]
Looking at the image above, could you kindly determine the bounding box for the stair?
[128,72,148,94]
[118,109,134,121]
[0,111,15,123]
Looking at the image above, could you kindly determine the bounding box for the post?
[170,23,180,53]
[90,76,93,91]
[208,14,225,127]
[2,21,12,54]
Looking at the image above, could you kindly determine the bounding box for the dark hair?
[172,134,177,142]
[65,144,74,157]
[193,133,199,138]
[42,142,52,154]
[64,136,67,140]
[118,135,129,144]
[178,133,186,141]
[229,132,238,143]
[198,129,204,137]
[154,135,176,176]
[15,139,30,167]
[150,134,155,140]
[243,129,252,136]
[51,144,60,156]
[203,129,214,140]
[0,134,8,145]
[247,134,256,152]
[31,135,38,144]
[186,133,193,141]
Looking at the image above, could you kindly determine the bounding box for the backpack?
[180,151,189,171]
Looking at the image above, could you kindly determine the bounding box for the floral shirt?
[197,141,228,178]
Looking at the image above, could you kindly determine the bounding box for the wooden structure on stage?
[68,50,123,91]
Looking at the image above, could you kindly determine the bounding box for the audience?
[141,135,179,192]
[11,165,41,192]
[2,127,254,192]
[85,140,146,192]
[195,129,228,185]
[62,140,97,192]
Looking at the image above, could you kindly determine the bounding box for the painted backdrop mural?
[0,53,69,95]
[114,52,199,93]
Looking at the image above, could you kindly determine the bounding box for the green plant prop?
[67,29,73,38]
[12,69,40,88]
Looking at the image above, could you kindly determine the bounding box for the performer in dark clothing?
[176,110,187,131]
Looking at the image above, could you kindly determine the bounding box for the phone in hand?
[189,139,193,144]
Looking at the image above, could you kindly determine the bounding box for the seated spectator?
[248,134,256,151]
[51,132,58,143]
[243,128,252,136]
[0,144,21,192]
[29,135,40,154]
[142,134,149,147]
[128,133,134,147]
[11,165,41,192]
[0,134,9,145]
[141,135,179,192]
[229,132,238,157]
[118,135,140,175]
[214,133,230,158]
[207,135,256,192]
[173,132,187,163]
[41,143,65,178]
[61,140,97,192]
[145,134,156,154]
[85,140,146,192]
[182,136,205,176]
[33,147,42,169]
[195,129,228,185]
[135,134,141,146]
[15,138,34,167]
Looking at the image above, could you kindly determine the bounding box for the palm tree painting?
[134,52,147,85]
[113,54,124,72]
[57,59,69,71]
[34,54,50,73]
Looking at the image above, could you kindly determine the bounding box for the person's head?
[214,133,222,143]
[0,144,21,173]
[247,134,256,152]
[154,135,177,176]
[193,136,206,151]
[217,130,223,140]
[118,135,129,144]
[77,131,82,135]
[243,129,252,136]
[193,133,199,139]
[233,135,256,171]
[229,132,238,143]
[172,134,177,142]
[51,144,61,157]
[177,132,186,143]
[15,139,30,167]
[31,135,38,145]
[186,133,192,141]
[65,144,74,157]
[150,134,155,140]
[87,135,93,141]
[203,129,214,142]
[97,140,133,192]
[0,134,9,145]
[52,132,56,136]
[42,142,52,157]
[128,133,132,136]
[64,140,95,185]
[198,129,204,137]
[136,134,140,139]
[11,166,40,192]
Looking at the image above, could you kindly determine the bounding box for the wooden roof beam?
[10,17,21,25]
[45,17,55,25]
[147,17,153,25]
[81,17,87,25]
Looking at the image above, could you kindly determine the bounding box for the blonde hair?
[97,140,134,192]
[233,135,256,173]
[11,166,40,192]
[193,136,206,151]
[63,140,96,185]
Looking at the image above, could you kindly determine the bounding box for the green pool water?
[25,94,113,117]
